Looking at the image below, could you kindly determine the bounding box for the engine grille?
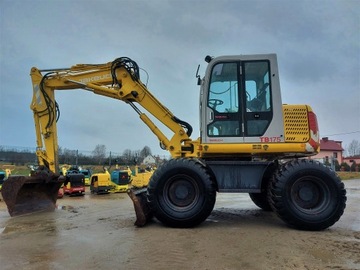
[283,105,310,142]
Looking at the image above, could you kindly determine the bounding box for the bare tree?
[60,148,77,165]
[122,149,132,164]
[92,144,106,164]
[347,140,360,157]
[140,146,152,158]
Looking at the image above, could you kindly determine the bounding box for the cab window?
[208,62,238,113]
[208,62,240,136]
[244,61,272,136]
[245,61,271,112]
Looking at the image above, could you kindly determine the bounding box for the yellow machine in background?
[90,169,112,194]
[109,167,132,193]
[1,54,346,231]
[130,166,154,189]
[3,165,14,177]
[90,167,132,194]
[60,164,70,176]
[0,165,13,191]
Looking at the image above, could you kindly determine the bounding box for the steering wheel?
[208,99,224,109]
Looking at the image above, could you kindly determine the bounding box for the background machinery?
[90,168,112,194]
[0,166,13,191]
[1,54,346,230]
[130,165,154,189]
[89,166,130,194]
[79,168,92,186]
[0,171,5,191]
[0,167,11,190]
[62,166,85,196]
[110,168,132,193]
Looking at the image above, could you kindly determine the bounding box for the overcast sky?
[0,0,359,157]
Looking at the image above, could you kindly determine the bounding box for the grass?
[336,171,360,180]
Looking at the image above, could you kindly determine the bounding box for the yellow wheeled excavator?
[1,54,346,230]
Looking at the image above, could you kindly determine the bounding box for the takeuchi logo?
[79,74,111,83]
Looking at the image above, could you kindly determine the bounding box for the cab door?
[205,61,243,141]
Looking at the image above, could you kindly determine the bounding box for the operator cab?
[200,54,284,144]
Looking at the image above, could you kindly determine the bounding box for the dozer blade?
[1,171,64,217]
[127,188,153,227]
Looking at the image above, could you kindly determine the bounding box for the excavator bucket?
[127,188,153,226]
[1,168,64,217]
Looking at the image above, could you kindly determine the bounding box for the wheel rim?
[291,176,331,214]
[162,174,200,212]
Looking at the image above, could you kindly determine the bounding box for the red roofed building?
[342,156,360,167]
[311,137,344,164]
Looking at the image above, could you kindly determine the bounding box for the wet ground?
[0,180,359,270]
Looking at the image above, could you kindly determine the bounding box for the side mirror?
[205,55,213,63]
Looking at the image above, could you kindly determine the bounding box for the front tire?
[269,159,346,231]
[147,158,216,228]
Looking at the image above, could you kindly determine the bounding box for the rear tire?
[249,192,272,211]
[249,170,274,211]
[269,159,346,231]
[147,158,216,228]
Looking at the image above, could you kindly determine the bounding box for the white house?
[142,155,156,165]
